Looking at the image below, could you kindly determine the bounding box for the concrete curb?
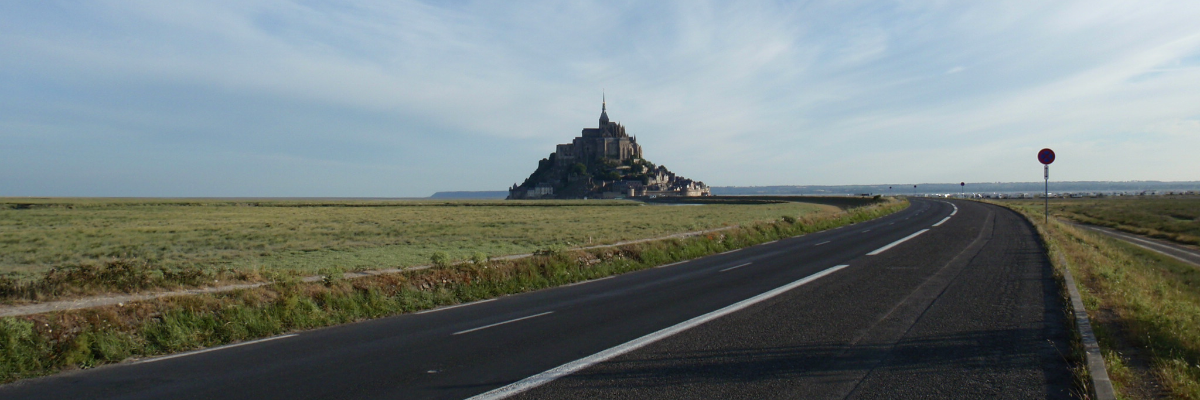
[1057,251,1117,400]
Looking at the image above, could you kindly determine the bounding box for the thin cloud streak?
[1,0,1199,196]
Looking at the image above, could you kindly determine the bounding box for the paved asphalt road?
[1068,222,1200,267]
[0,199,1074,399]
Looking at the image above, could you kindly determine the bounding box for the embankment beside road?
[0,200,907,385]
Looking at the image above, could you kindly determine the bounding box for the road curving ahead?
[0,199,1074,399]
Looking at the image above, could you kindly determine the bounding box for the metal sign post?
[1038,148,1056,223]
[960,182,965,198]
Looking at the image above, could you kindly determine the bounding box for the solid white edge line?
[720,248,742,255]
[138,334,299,364]
[564,275,617,287]
[867,229,930,256]
[932,216,951,227]
[417,298,498,314]
[453,311,554,335]
[656,261,685,268]
[465,264,851,400]
[718,262,752,272]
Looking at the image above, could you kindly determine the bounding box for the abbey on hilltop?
[508,96,710,199]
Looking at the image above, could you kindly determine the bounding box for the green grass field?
[1009,196,1200,246]
[0,198,836,281]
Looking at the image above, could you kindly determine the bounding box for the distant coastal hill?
[429,191,509,199]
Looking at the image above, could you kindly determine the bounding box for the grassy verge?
[0,200,906,384]
[1012,197,1200,247]
[1000,202,1200,399]
[1,198,833,302]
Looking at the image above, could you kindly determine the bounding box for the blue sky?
[2,1,1199,197]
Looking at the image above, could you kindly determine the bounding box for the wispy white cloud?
[2,0,1199,196]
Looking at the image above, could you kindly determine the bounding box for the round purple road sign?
[1038,148,1055,165]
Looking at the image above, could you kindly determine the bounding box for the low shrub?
[429,252,452,268]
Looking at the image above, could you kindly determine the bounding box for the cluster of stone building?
[508,98,710,200]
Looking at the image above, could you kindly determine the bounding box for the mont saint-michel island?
[508,98,710,199]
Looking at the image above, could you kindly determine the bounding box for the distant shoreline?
[6,181,1197,200]
[432,181,1200,199]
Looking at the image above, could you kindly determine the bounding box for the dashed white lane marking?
[719,262,753,272]
[862,229,871,233]
[932,216,951,227]
[418,298,498,314]
[138,334,299,364]
[466,264,851,400]
[453,311,554,335]
[815,241,831,246]
[867,229,930,256]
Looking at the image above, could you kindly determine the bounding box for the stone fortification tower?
[552,96,642,167]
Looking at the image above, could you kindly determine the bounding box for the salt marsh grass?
[0,198,835,292]
[1009,196,1200,246]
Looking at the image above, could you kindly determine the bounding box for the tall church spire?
[599,91,610,127]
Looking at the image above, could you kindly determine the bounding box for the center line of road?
[453,311,554,335]
[862,229,871,233]
[867,229,930,256]
[814,241,831,246]
[719,262,752,272]
[467,264,851,400]
[932,216,951,227]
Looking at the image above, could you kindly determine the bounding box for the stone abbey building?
[508,98,710,199]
